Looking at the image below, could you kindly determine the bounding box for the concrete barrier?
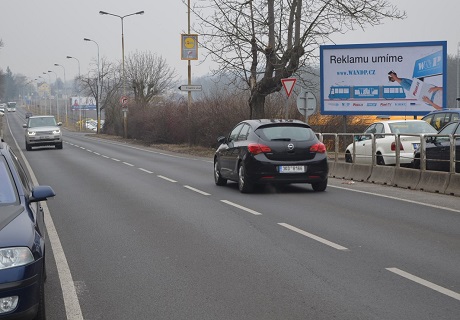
[368,165,396,185]
[349,164,372,182]
[330,162,352,179]
[392,167,421,190]
[445,173,460,196]
[416,171,450,194]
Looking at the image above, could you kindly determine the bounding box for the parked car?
[214,119,329,193]
[413,120,460,173]
[421,108,460,130]
[23,116,63,151]
[0,141,55,319]
[345,120,438,166]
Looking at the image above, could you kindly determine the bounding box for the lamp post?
[83,38,101,133]
[55,63,68,125]
[48,70,59,121]
[67,56,82,130]
[99,10,144,138]
[43,72,52,115]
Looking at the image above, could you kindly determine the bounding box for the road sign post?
[281,78,297,119]
[296,90,317,123]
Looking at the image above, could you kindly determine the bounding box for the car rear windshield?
[256,125,315,142]
[388,122,437,134]
[0,159,17,204]
[29,117,57,128]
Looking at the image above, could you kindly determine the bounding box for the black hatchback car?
[413,120,460,173]
[214,119,329,193]
[0,141,55,319]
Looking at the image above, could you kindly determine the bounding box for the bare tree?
[189,0,405,118]
[125,51,177,108]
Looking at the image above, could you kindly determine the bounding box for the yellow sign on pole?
[181,34,198,60]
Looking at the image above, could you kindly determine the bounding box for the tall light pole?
[48,70,59,121]
[99,10,145,138]
[43,72,52,115]
[457,42,460,108]
[67,56,82,130]
[84,38,101,133]
[55,63,68,125]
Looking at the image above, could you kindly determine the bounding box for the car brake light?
[390,142,404,151]
[310,142,326,153]
[247,143,271,155]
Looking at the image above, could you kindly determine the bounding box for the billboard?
[71,97,96,111]
[320,41,447,116]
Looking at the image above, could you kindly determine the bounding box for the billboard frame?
[320,41,447,116]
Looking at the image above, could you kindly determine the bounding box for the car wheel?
[311,179,328,192]
[345,151,352,163]
[214,160,227,186]
[33,263,46,320]
[238,163,253,193]
[56,142,63,149]
[26,142,32,151]
[376,153,385,165]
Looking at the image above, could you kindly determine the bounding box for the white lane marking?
[86,149,93,153]
[111,158,120,162]
[102,155,109,159]
[330,185,460,214]
[278,223,349,251]
[122,162,134,167]
[6,119,83,319]
[386,268,460,301]
[80,147,85,150]
[93,152,101,156]
[220,200,262,216]
[158,175,177,182]
[184,185,210,195]
[139,168,153,174]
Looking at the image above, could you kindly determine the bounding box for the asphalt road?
[3,109,460,319]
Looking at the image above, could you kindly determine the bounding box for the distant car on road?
[6,102,17,112]
[214,119,329,193]
[25,112,33,119]
[23,115,63,151]
[413,120,460,173]
[0,141,55,319]
[345,120,437,166]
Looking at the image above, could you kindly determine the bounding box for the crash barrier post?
[368,165,396,185]
[445,173,460,196]
[416,171,450,194]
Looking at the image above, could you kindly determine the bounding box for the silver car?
[23,116,63,151]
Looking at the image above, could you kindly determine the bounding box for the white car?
[345,120,437,166]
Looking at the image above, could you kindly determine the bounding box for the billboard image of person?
[320,41,447,116]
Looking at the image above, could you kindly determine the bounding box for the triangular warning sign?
[281,78,296,97]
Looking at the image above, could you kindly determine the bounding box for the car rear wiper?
[271,138,291,141]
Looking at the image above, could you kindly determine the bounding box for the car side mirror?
[23,124,27,128]
[217,136,227,144]
[57,122,62,126]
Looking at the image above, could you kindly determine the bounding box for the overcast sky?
[1,0,459,83]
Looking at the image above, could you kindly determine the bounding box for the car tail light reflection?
[310,142,326,153]
[248,143,272,155]
[390,142,404,151]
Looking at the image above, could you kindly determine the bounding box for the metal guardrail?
[317,132,458,174]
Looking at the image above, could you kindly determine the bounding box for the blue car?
[0,141,55,319]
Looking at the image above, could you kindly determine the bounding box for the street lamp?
[67,56,82,130]
[48,70,59,121]
[99,10,144,138]
[43,72,52,114]
[83,38,101,133]
[55,63,68,125]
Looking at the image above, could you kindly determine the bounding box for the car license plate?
[279,165,305,173]
[40,136,52,140]
[412,143,420,150]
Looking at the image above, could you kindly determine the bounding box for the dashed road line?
[386,267,460,301]
[278,223,349,251]
[123,162,134,166]
[139,168,153,174]
[184,185,210,195]
[220,200,262,215]
[158,175,177,182]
